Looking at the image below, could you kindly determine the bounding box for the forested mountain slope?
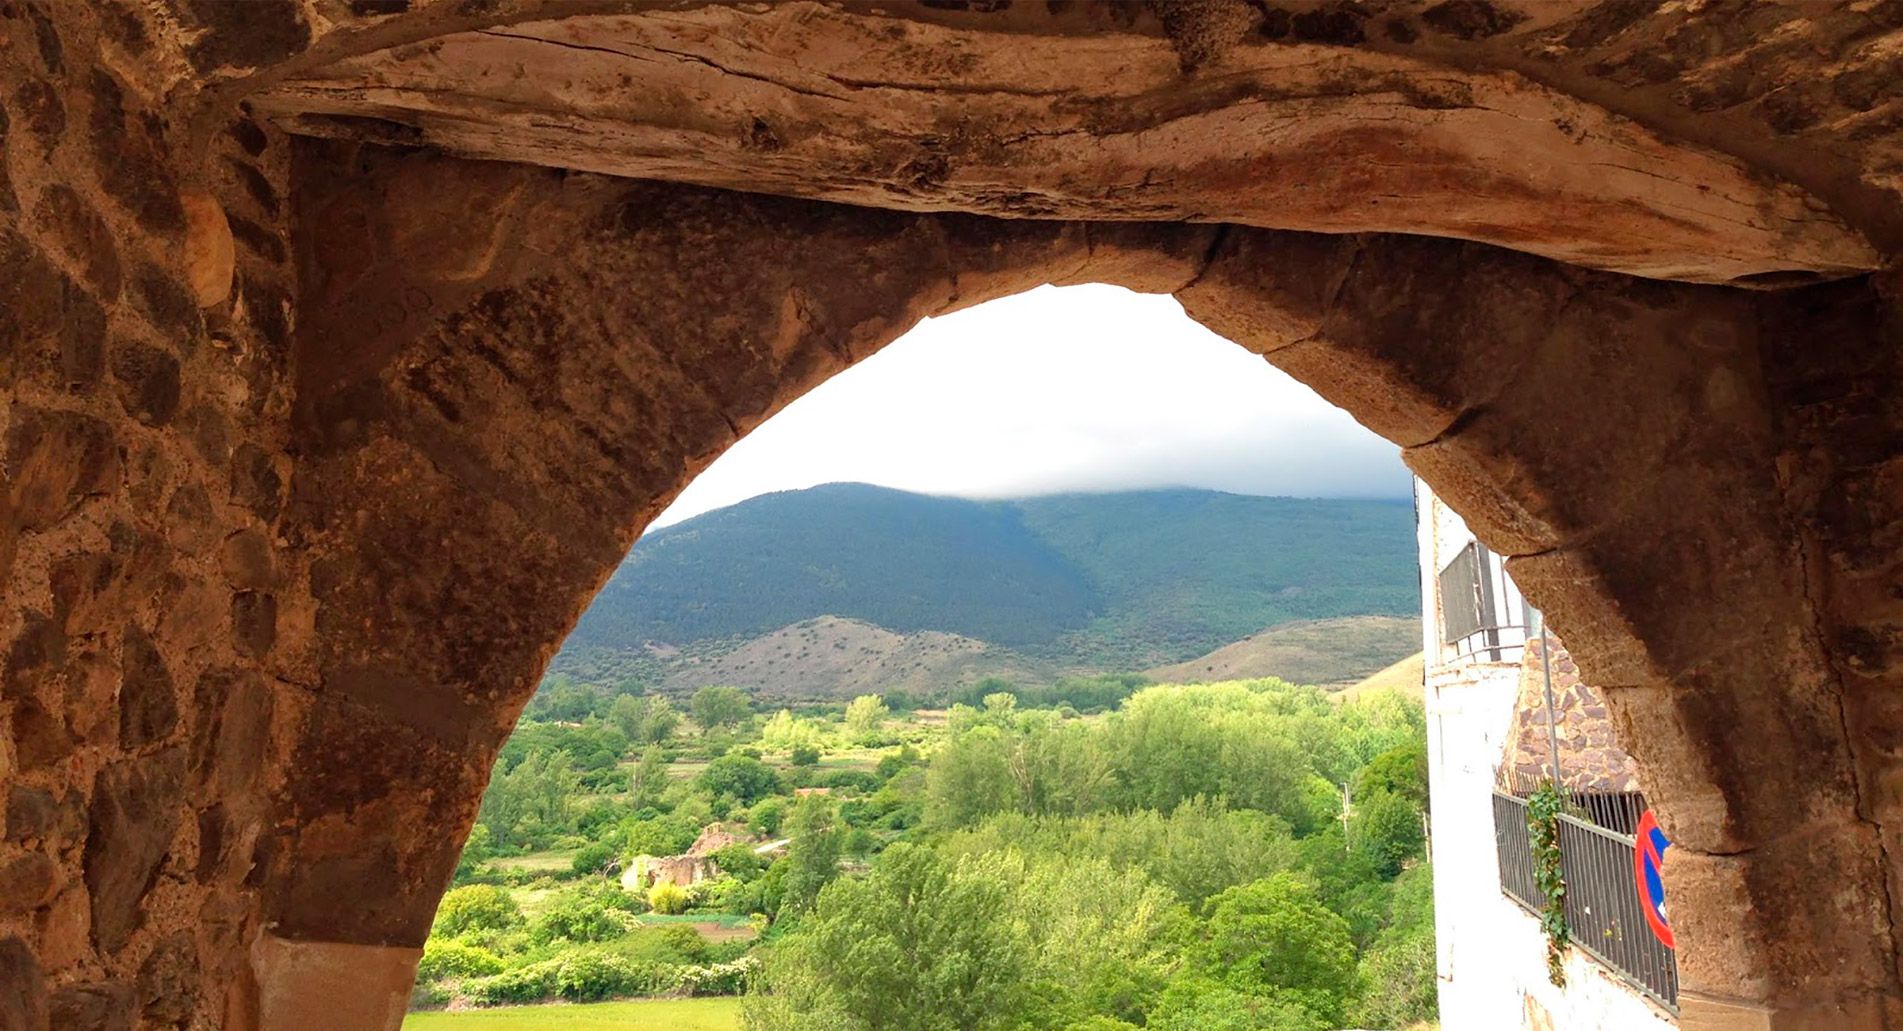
[556,484,1418,688]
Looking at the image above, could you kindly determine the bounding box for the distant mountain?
[554,484,1420,694]
[570,484,1095,651]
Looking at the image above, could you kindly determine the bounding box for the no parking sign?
[1634,810,1674,949]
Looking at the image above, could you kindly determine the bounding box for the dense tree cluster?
[745,678,1434,1030]
[425,673,1436,1027]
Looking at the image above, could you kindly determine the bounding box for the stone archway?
[245,140,1895,1028]
[2,2,1900,1029]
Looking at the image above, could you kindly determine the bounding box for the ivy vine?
[1526,780,1569,987]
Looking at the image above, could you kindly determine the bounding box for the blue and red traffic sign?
[1633,810,1674,949]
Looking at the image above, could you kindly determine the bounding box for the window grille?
[1438,541,1530,661]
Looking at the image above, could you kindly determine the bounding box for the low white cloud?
[652,283,1409,527]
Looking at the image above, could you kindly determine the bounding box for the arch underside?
[243,3,1879,286]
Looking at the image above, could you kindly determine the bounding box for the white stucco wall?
[1417,480,1677,1031]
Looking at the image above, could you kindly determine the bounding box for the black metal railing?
[1493,790,1679,1010]
[1500,768,1647,836]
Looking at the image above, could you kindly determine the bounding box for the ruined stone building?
[1,1,1901,1028]
[621,822,754,892]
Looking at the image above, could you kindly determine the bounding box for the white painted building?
[1417,479,1679,1031]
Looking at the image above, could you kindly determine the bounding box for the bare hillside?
[1146,615,1419,688]
[1335,652,1427,703]
[657,616,1057,700]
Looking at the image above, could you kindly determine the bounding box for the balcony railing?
[1492,789,1679,1010]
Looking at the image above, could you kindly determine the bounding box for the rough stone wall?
[0,3,303,1027]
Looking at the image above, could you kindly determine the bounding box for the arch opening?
[441,281,1442,1028]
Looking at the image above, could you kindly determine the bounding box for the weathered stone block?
[181,194,234,308]
[13,77,63,152]
[83,751,185,954]
[137,932,200,1027]
[0,852,56,914]
[0,937,46,1031]
[250,936,418,1031]
[3,408,122,532]
[47,980,132,1031]
[88,71,185,237]
[183,0,310,73]
[9,699,73,771]
[230,592,276,659]
[134,268,201,341]
[118,626,178,750]
[4,788,56,844]
[217,531,276,591]
[35,185,121,301]
[189,670,271,797]
[228,444,281,522]
[108,342,182,427]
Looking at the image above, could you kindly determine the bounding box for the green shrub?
[660,924,710,963]
[702,754,782,804]
[1149,985,1328,1031]
[417,939,506,983]
[408,980,451,1011]
[711,843,766,881]
[625,816,698,858]
[649,880,690,915]
[790,744,822,766]
[464,961,559,1006]
[532,882,642,944]
[748,797,788,836]
[552,951,644,1002]
[448,925,529,956]
[431,884,522,939]
[676,957,758,997]
[572,840,617,877]
[821,770,880,794]
[463,946,679,1005]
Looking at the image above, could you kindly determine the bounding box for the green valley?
[410,674,1435,1031]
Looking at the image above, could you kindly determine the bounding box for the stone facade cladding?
[1500,637,1642,795]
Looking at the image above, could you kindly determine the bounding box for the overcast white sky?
[652,284,1409,527]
